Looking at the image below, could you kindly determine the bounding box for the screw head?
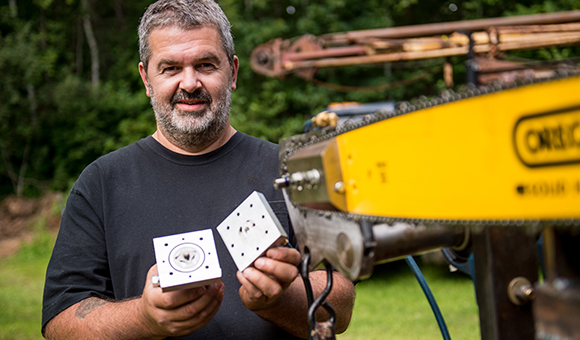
[334,181,346,194]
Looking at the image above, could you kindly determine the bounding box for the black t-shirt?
[42,132,300,339]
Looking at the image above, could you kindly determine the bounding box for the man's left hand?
[236,246,301,311]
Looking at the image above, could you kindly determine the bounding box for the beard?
[149,83,232,152]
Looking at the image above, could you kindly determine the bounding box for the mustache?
[171,89,212,106]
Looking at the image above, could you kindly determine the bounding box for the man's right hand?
[44,264,224,340]
[141,264,225,338]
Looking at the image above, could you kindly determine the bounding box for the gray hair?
[138,0,235,73]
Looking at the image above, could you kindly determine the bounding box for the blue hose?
[405,256,452,340]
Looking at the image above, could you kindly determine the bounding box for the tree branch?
[81,0,99,86]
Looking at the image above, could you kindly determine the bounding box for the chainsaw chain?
[280,68,580,229]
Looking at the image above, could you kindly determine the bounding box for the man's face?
[139,25,239,151]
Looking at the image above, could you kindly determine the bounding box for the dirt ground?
[0,193,62,258]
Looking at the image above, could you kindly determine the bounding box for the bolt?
[280,169,322,192]
[334,181,345,194]
[273,177,290,189]
[518,286,535,300]
[508,277,535,305]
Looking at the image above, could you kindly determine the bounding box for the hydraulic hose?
[405,256,451,340]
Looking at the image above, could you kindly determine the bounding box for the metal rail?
[251,11,580,79]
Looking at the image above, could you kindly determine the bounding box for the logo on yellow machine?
[514,106,580,167]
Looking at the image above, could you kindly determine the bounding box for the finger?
[266,247,301,266]
[145,263,210,310]
[148,263,159,277]
[155,283,224,325]
[236,270,263,300]
[145,263,159,288]
[153,286,208,310]
[253,257,299,284]
[154,283,224,336]
[177,283,224,322]
[241,267,283,299]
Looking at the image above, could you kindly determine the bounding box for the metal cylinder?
[372,222,466,263]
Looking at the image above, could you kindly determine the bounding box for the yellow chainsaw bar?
[281,73,580,224]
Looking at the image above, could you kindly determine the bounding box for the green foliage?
[0,0,153,197]
[0,0,578,197]
[46,76,153,190]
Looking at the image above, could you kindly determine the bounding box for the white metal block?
[217,191,288,271]
[153,229,222,292]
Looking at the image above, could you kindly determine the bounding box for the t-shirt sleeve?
[42,161,113,331]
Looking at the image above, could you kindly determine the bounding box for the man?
[41,0,355,339]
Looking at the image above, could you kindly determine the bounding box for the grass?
[0,224,480,340]
[338,260,480,340]
[0,223,55,340]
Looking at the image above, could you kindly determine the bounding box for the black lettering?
[554,181,565,195]
[551,126,564,149]
[525,122,580,154]
[569,122,580,147]
[539,128,551,151]
[525,129,553,153]
[376,162,387,183]
[525,181,566,196]
[515,109,580,167]
[526,130,539,153]
[532,182,546,195]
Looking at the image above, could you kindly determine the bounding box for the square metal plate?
[217,191,288,271]
[153,229,222,292]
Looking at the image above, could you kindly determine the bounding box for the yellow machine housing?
[285,75,580,223]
